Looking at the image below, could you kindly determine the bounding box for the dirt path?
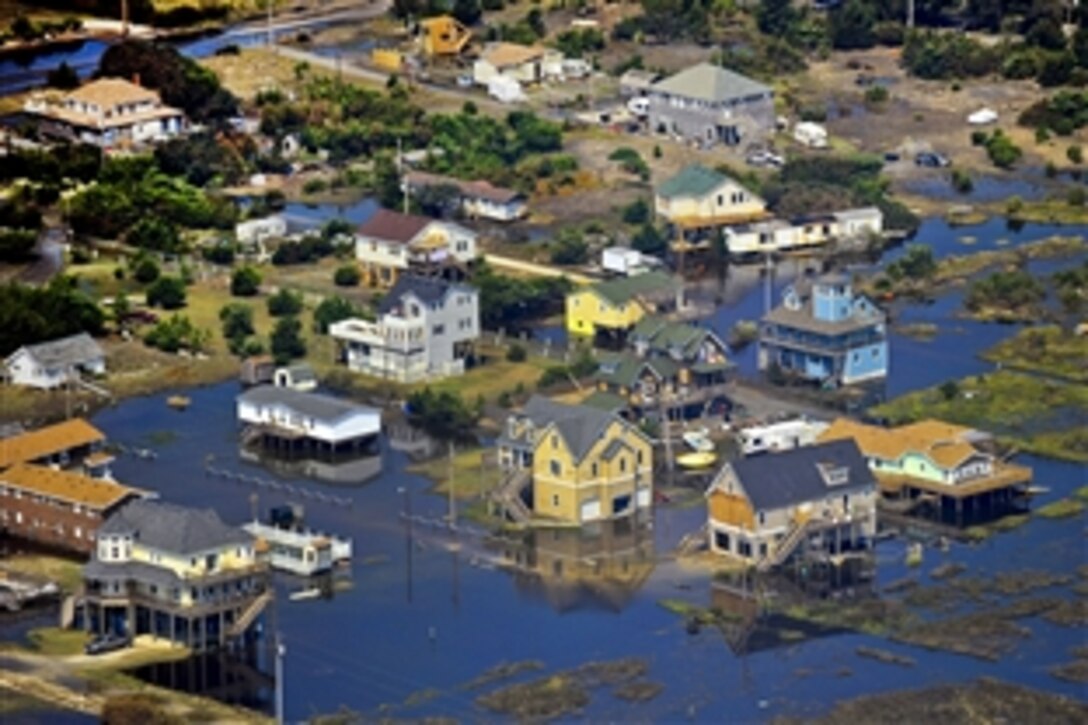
[483,253,593,284]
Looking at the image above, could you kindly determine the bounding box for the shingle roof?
[818,418,986,470]
[597,352,678,388]
[357,208,433,244]
[601,438,633,461]
[520,395,621,464]
[0,463,137,510]
[84,558,184,589]
[480,42,548,69]
[727,439,874,511]
[656,164,729,200]
[99,500,251,555]
[15,333,104,371]
[580,390,628,414]
[630,315,727,360]
[237,385,377,424]
[762,284,884,335]
[378,275,475,314]
[651,62,772,104]
[0,418,105,469]
[67,78,160,108]
[591,270,677,307]
[404,170,522,204]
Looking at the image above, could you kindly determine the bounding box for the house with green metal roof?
[654,164,766,230]
[594,316,733,422]
[647,62,775,148]
[566,270,681,343]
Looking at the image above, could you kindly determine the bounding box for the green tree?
[333,265,361,287]
[270,316,307,364]
[0,276,104,356]
[313,296,363,333]
[267,288,303,317]
[219,302,254,340]
[126,218,182,253]
[133,256,161,285]
[830,0,876,50]
[231,266,262,297]
[550,229,589,265]
[46,62,80,90]
[939,380,960,401]
[406,387,479,443]
[452,0,482,25]
[0,229,37,262]
[757,0,796,37]
[146,276,187,310]
[1069,145,1084,164]
[631,223,665,255]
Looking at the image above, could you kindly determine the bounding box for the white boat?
[244,521,352,576]
[288,587,322,602]
[682,428,714,453]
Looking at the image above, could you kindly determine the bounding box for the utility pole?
[907,0,915,29]
[121,0,129,38]
[398,137,409,215]
[267,0,275,51]
[447,440,456,529]
[274,632,285,725]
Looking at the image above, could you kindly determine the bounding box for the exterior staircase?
[757,518,821,573]
[227,590,273,638]
[492,469,533,524]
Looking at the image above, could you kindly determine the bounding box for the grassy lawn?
[983,326,1088,383]
[408,447,502,501]
[427,352,555,404]
[869,370,1088,463]
[26,628,88,656]
[0,554,83,593]
[1008,199,1088,226]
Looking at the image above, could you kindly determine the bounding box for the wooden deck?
[876,463,1032,499]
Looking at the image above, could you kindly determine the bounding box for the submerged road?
[482,253,594,284]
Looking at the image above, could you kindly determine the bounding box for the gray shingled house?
[4,333,105,389]
[647,62,775,148]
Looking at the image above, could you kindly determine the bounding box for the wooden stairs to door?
[227,590,273,638]
[492,469,532,524]
[756,517,836,573]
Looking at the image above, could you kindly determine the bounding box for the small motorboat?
[682,428,714,453]
[288,587,322,602]
[677,451,717,470]
[166,395,190,410]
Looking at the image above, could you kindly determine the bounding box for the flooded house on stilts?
[817,418,1033,528]
[236,385,381,462]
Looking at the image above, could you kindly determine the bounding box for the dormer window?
[818,462,850,486]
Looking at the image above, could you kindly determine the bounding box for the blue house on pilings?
[758,274,888,387]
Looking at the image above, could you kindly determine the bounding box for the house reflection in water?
[385,418,440,460]
[708,556,875,655]
[129,652,273,714]
[239,446,383,486]
[490,515,655,613]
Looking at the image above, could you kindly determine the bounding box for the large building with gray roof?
[237,385,382,459]
[646,62,775,148]
[79,500,271,651]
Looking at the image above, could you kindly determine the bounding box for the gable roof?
[519,395,626,464]
[590,270,676,307]
[630,316,726,360]
[99,499,251,555]
[480,42,548,69]
[0,418,105,469]
[597,352,679,388]
[656,164,732,200]
[357,208,434,244]
[404,170,523,204]
[67,78,160,108]
[12,333,104,371]
[378,275,475,314]
[818,418,988,470]
[0,463,138,510]
[237,385,377,424]
[724,439,874,511]
[651,62,771,104]
[763,281,885,335]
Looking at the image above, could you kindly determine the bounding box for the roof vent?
[818,462,850,487]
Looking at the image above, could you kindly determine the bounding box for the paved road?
[482,253,594,285]
[18,224,65,285]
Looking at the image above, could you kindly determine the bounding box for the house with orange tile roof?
[22,77,185,147]
[472,42,563,87]
[817,417,1033,525]
[0,418,108,473]
[0,464,142,555]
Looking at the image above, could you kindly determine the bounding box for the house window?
[552,494,559,507]
[550,460,561,477]
[591,463,598,477]
[717,194,724,206]
[637,450,643,465]
[551,435,558,449]
[842,494,849,510]
[619,458,627,473]
[433,324,445,335]
[758,511,765,525]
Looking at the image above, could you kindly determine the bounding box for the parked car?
[915,152,950,168]
[746,149,785,168]
[456,74,473,88]
[85,633,131,656]
[884,152,901,163]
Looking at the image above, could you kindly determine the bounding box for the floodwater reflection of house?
[706,439,877,572]
[818,418,1033,526]
[238,446,382,486]
[497,396,654,525]
[491,518,655,613]
[237,385,381,460]
[758,274,888,387]
[4,332,105,390]
[77,500,271,651]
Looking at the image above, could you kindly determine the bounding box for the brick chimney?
[132,73,140,87]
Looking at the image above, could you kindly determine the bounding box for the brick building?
[0,464,141,555]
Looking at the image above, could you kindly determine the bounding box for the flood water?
[64,217,1085,721]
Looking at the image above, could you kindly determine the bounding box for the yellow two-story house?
[654,164,767,231]
[498,396,654,525]
[566,270,679,343]
[80,500,270,651]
